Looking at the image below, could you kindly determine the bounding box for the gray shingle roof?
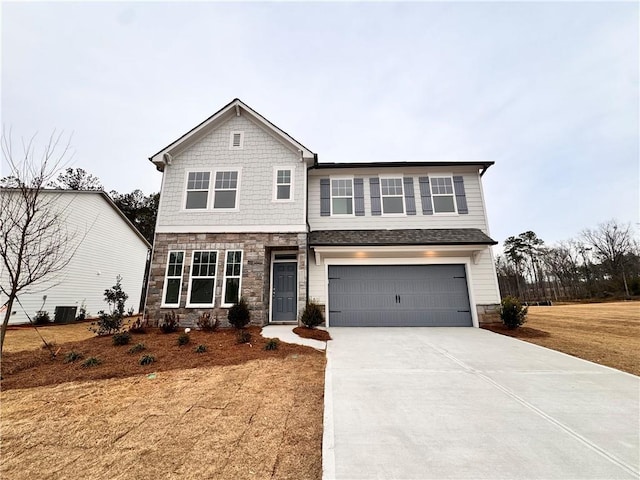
[308,229,497,246]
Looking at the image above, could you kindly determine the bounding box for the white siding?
[157,114,306,230]
[1,192,149,325]
[308,166,489,231]
[468,248,501,304]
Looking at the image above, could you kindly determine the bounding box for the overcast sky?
[2,1,638,247]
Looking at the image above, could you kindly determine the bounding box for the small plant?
[236,329,252,344]
[177,333,190,346]
[89,276,129,335]
[64,351,83,363]
[196,310,220,331]
[264,338,279,351]
[127,307,135,317]
[128,343,146,354]
[76,300,87,321]
[194,344,207,353]
[160,311,179,333]
[500,296,528,329]
[82,357,101,368]
[33,310,51,325]
[228,298,251,330]
[112,331,131,346]
[128,316,149,334]
[139,354,155,366]
[300,300,324,329]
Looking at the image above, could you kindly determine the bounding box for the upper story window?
[187,250,218,307]
[229,131,244,150]
[430,176,456,213]
[274,168,293,201]
[380,177,404,214]
[185,171,210,209]
[162,251,185,307]
[214,170,239,209]
[331,178,353,215]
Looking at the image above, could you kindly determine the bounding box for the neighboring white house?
[145,98,501,327]
[1,190,151,325]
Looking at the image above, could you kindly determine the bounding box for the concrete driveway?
[323,328,639,480]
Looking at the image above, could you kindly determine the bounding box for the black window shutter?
[453,176,468,214]
[320,178,330,216]
[418,177,433,215]
[369,178,381,216]
[354,178,365,216]
[403,177,416,215]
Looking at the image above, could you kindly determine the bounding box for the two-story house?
[145,99,501,327]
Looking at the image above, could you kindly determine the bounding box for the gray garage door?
[328,265,472,327]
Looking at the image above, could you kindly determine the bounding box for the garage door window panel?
[380,178,405,215]
[331,179,354,215]
[431,177,457,214]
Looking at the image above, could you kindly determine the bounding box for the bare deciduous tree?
[0,129,75,358]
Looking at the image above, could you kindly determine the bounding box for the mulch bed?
[481,324,551,339]
[1,326,322,390]
[293,327,332,342]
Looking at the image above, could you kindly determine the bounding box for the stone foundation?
[476,304,501,325]
[145,232,307,328]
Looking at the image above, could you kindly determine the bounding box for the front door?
[272,262,297,322]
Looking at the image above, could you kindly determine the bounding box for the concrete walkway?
[323,328,639,480]
[261,325,327,350]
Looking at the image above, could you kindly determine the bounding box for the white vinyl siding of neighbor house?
[1,191,149,325]
[308,168,488,231]
[156,114,306,231]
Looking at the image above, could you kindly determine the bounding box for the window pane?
[433,196,455,213]
[186,191,208,209]
[165,278,181,305]
[224,278,240,304]
[383,197,404,214]
[214,190,236,208]
[332,198,353,214]
[277,170,291,183]
[277,185,291,199]
[190,278,214,304]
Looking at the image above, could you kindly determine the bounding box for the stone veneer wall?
[476,304,501,325]
[146,232,307,327]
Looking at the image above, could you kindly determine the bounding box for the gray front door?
[272,262,297,322]
[328,264,472,327]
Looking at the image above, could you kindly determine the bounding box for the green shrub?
[112,331,131,346]
[228,298,250,329]
[177,333,190,346]
[128,343,146,354]
[264,338,279,351]
[196,311,220,331]
[89,276,129,336]
[139,354,155,366]
[64,351,83,363]
[500,296,528,329]
[33,310,51,325]
[82,357,101,368]
[160,311,179,333]
[300,300,324,328]
[194,344,207,353]
[236,330,252,344]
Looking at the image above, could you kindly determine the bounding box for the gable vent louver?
[233,133,242,147]
[230,132,244,149]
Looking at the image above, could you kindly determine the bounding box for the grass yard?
[2,320,96,353]
[483,301,639,376]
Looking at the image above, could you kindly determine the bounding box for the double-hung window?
[430,176,457,213]
[380,177,405,214]
[274,168,292,201]
[222,250,243,306]
[162,251,185,307]
[213,171,239,209]
[185,172,210,209]
[331,178,353,215]
[187,251,218,306]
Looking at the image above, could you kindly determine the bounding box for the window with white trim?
[187,251,218,306]
[431,176,457,213]
[185,171,210,209]
[331,178,353,215]
[274,168,292,201]
[162,251,185,307]
[222,250,243,306]
[380,177,404,214]
[213,170,239,209]
[230,131,244,149]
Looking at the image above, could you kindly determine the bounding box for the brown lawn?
[2,320,96,353]
[483,301,639,376]
[1,326,325,479]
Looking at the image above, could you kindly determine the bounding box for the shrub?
[194,344,207,353]
[89,276,129,336]
[500,296,528,329]
[264,338,279,351]
[82,357,101,368]
[236,330,252,344]
[128,316,149,334]
[177,333,190,346]
[228,298,251,329]
[33,310,51,325]
[300,300,324,328]
[112,331,131,346]
[160,311,179,333]
[128,343,146,354]
[139,354,155,366]
[64,351,83,363]
[196,311,220,331]
[76,300,87,321]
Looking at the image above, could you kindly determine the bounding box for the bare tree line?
[496,221,639,302]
